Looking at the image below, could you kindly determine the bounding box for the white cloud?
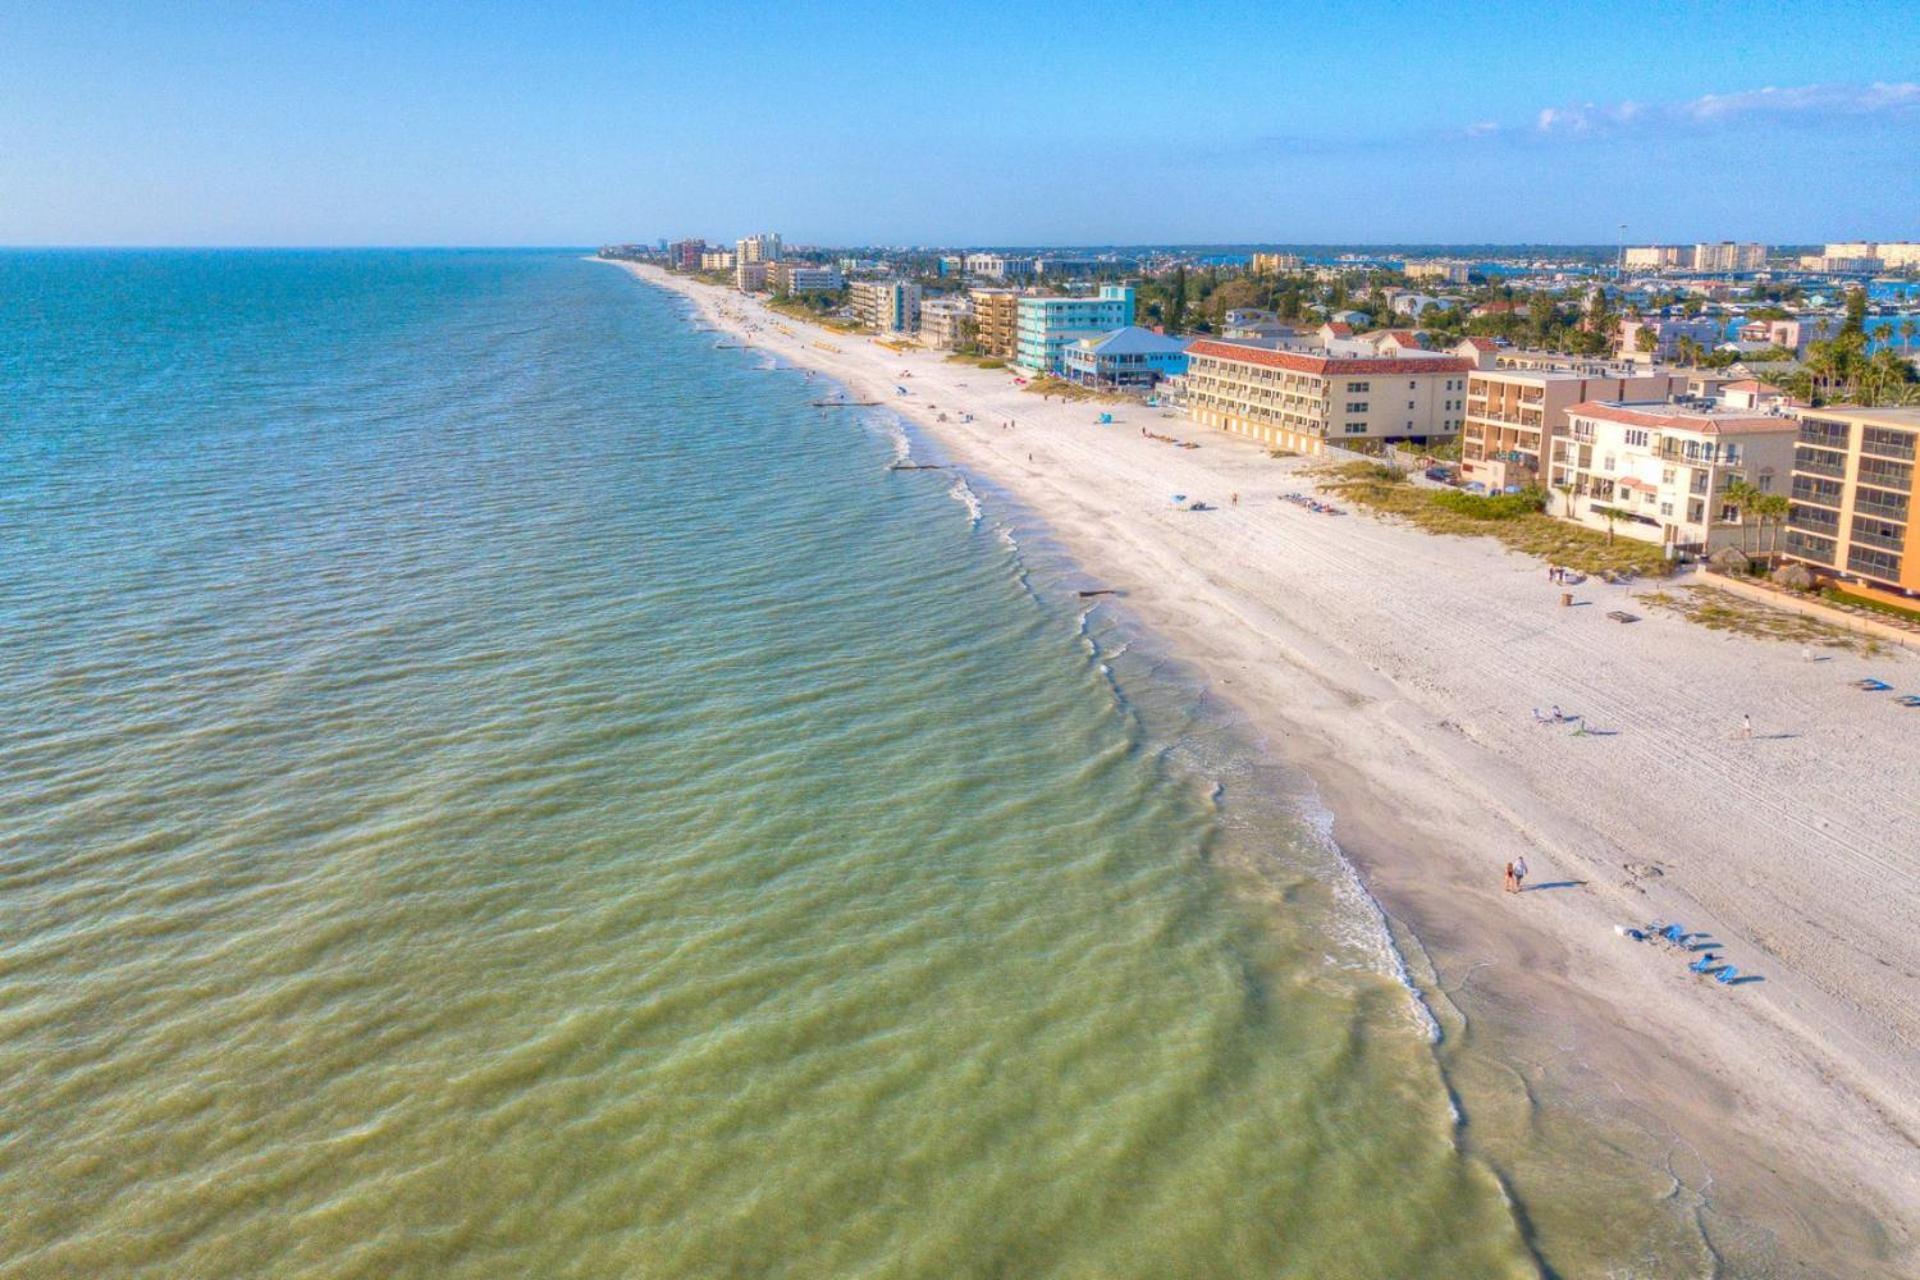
[1524,81,1920,138]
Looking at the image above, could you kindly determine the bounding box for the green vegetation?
[945,353,1006,369]
[1637,586,1874,651]
[765,293,860,332]
[1431,487,1546,520]
[1021,375,1126,403]
[1319,462,1670,575]
[1823,587,1920,626]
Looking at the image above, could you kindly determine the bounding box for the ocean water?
[0,250,1534,1277]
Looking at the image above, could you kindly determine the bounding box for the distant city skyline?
[3,0,1917,247]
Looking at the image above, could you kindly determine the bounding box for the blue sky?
[3,0,1917,246]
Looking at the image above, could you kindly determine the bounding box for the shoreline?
[612,260,1919,1276]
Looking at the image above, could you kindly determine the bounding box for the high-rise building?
[1250,252,1303,274]
[1692,242,1768,273]
[849,280,921,334]
[1623,245,1693,271]
[1784,406,1920,594]
[970,289,1021,359]
[735,233,783,265]
[668,239,706,271]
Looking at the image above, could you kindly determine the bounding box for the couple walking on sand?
[1504,856,1530,893]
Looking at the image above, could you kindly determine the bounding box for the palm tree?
[1902,316,1918,354]
[1721,478,1758,554]
[1758,493,1792,560]
[1592,505,1631,544]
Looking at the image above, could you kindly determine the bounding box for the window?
[1407,381,1416,389]
[1407,401,1415,410]
[1848,546,1902,580]
[1661,468,1675,485]
[1345,402,1369,413]
[1347,381,1370,392]
[1660,501,1673,516]
[1624,429,1649,448]
[1344,422,1367,434]
[1602,454,1616,472]
[1756,473,1772,492]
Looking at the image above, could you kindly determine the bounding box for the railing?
[1850,523,1908,552]
[1790,479,1843,507]
[1793,454,1848,479]
[1860,431,1917,462]
[1855,493,1910,522]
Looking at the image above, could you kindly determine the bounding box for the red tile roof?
[1383,330,1422,346]
[1322,322,1353,336]
[1565,401,1795,435]
[1187,340,1472,377]
[1723,379,1783,393]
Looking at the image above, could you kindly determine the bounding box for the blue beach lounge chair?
[1715,966,1740,984]
[1690,952,1718,973]
[1660,923,1686,944]
[1897,695,1920,708]
[1856,678,1892,691]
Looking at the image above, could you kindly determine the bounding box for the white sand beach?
[619,263,1920,1274]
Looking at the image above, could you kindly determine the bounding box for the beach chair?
[1855,678,1892,691]
[1715,966,1740,984]
[1660,923,1686,944]
[1897,695,1920,708]
[1689,952,1718,973]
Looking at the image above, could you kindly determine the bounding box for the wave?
[945,474,983,528]
[1298,799,1443,1045]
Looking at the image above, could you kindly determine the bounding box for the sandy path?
[621,263,1919,1275]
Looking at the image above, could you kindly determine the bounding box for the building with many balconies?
[1549,400,1796,552]
[1183,341,1471,454]
[1783,406,1920,595]
[1459,363,1687,492]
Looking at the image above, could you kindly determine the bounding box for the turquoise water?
[0,251,1533,1277]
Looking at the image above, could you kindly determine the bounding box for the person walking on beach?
[1503,861,1517,894]
[1741,713,1753,740]
[1513,856,1529,892]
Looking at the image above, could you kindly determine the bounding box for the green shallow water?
[0,251,1533,1277]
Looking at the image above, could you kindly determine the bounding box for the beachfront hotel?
[969,289,1021,359]
[1013,286,1135,374]
[1459,362,1688,492]
[918,295,974,350]
[735,233,783,265]
[1783,405,1920,595]
[767,262,843,294]
[1183,341,1471,453]
[1549,400,1796,553]
[849,279,922,335]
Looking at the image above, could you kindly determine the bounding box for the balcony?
[1790,478,1844,507]
[1855,492,1910,522]
[1851,523,1907,552]
[1784,531,1837,565]
[1861,429,1917,462]
[1793,450,1848,479]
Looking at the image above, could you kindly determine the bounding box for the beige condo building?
[1460,362,1687,491]
[1184,340,1472,454]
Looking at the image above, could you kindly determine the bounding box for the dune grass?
[1318,461,1671,577]
[1638,586,1877,652]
